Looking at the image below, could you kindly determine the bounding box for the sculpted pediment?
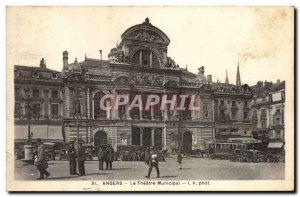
[127,29,165,44]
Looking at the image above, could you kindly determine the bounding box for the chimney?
[63,51,68,70]
[277,79,280,84]
[99,50,102,61]
[207,75,212,82]
[40,58,46,68]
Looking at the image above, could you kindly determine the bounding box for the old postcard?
[6,6,294,191]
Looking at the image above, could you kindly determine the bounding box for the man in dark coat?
[35,139,50,180]
[67,141,78,175]
[105,145,114,170]
[177,149,183,169]
[76,141,86,176]
[145,147,150,165]
[97,147,106,170]
[145,152,160,178]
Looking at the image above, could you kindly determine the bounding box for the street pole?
[76,87,80,141]
[27,115,31,145]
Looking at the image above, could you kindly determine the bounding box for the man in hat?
[145,147,151,165]
[35,138,50,180]
[67,140,78,175]
[177,149,183,169]
[145,152,160,178]
[98,147,106,170]
[105,144,114,170]
[76,141,86,176]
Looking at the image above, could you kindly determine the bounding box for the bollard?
[23,145,34,160]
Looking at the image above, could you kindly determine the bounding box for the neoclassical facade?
[14,18,254,151]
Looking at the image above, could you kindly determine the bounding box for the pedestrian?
[67,141,78,175]
[98,147,106,170]
[105,145,114,170]
[145,147,150,165]
[34,138,50,180]
[145,152,160,179]
[177,149,183,169]
[76,141,86,176]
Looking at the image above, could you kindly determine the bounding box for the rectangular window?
[232,110,237,120]
[203,105,208,117]
[32,103,41,117]
[244,101,248,107]
[51,104,59,116]
[220,100,224,106]
[74,102,81,115]
[52,90,59,98]
[14,103,22,117]
[243,111,248,120]
[275,117,281,126]
[33,89,39,98]
[232,101,236,106]
[15,88,22,97]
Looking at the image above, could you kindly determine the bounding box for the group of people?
[33,139,184,180]
[97,145,115,170]
[67,140,86,176]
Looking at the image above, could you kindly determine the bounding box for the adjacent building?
[250,80,285,150]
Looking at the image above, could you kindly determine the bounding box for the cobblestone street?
[15,157,284,181]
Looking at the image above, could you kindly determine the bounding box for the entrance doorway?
[183,131,192,151]
[143,128,151,147]
[94,131,107,146]
[154,128,162,148]
[132,127,141,145]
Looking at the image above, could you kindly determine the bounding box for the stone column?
[106,98,111,119]
[139,51,142,65]
[126,92,131,120]
[89,127,93,144]
[150,51,153,66]
[113,90,119,120]
[150,96,155,120]
[139,93,143,120]
[140,128,143,146]
[82,88,87,119]
[87,88,90,119]
[64,86,70,118]
[44,89,49,119]
[151,128,155,146]
[162,127,167,150]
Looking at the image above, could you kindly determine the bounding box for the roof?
[15,65,59,73]
[252,81,285,97]
[268,142,283,148]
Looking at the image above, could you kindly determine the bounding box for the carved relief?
[128,29,164,44]
[164,57,179,69]
[130,74,164,86]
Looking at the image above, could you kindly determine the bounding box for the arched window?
[94,92,107,119]
[132,49,160,66]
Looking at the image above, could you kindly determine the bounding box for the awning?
[227,137,261,143]
[268,142,283,148]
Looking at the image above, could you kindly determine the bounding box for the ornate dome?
[121,18,170,46]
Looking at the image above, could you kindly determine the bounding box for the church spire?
[236,62,241,86]
[225,69,229,84]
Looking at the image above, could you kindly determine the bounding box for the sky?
[7,7,294,86]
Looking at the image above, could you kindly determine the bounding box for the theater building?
[14,18,254,151]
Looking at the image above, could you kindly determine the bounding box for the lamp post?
[73,87,81,141]
[23,95,41,161]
